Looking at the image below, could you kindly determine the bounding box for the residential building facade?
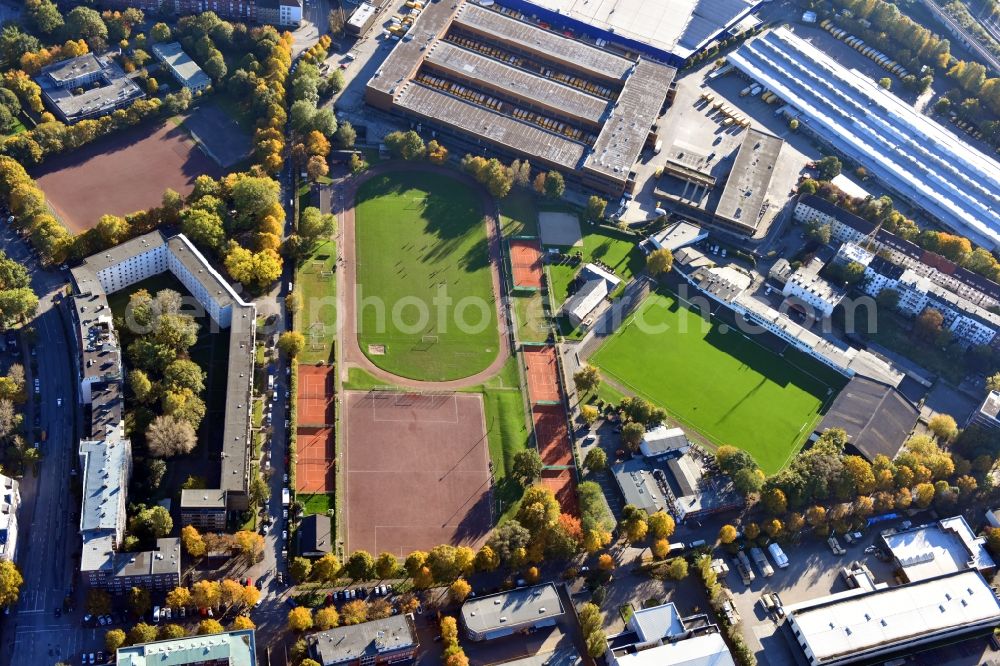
[0,475,20,562]
[795,195,1000,311]
[84,0,302,27]
[68,231,256,586]
[307,615,418,665]
[834,240,1000,347]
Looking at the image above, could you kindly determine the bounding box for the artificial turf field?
[591,290,845,473]
[354,171,500,381]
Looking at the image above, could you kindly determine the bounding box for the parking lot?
[722,522,999,666]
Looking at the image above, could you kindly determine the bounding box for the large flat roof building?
[814,376,918,462]
[730,28,1000,250]
[36,53,145,124]
[714,128,783,235]
[461,583,564,641]
[785,569,1000,665]
[881,516,995,582]
[494,0,761,66]
[366,0,676,195]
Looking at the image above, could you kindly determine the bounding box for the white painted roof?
[613,631,735,666]
[786,570,1000,663]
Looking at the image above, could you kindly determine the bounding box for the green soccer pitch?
[354,170,500,381]
[591,290,845,473]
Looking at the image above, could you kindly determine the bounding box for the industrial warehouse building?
[490,0,763,67]
[366,0,676,195]
[730,28,1000,250]
[461,583,564,641]
[784,569,1000,665]
[654,128,785,236]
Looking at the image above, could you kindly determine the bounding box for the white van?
[152,606,161,623]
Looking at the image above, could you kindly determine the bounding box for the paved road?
[0,230,88,666]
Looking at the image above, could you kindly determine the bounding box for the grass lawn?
[354,171,500,381]
[512,293,549,344]
[548,226,644,307]
[300,493,334,515]
[482,387,530,520]
[295,239,338,365]
[858,310,967,384]
[500,189,539,237]
[591,290,844,474]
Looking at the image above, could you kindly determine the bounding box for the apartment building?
[89,0,302,27]
[834,241,1000,347]
[68,231,257,586]
[795,195,1000,310]
[782,256,845,318]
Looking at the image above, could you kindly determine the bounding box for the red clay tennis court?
[523,345,561,403]
[533,404,572,466]
[343,390,493,557]
[296,364,335,493]
[541,469,579,516]
[509,239,543,290]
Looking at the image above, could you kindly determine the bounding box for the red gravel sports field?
[32,122,221,233]
[509,239,543,290]
[296,364,336,493]
[343,390,492,557]
[523,345,561,403]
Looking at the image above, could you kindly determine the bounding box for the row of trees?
[160,577,261,612]
[717,424,992,545]
[439,616,469,666]
[459,152,565,200]
[1,92,169,168]
[286,597,392,633]
[180,525,266,563]
[279,484,613,604]
[693,554,756,665]
[825,0,1000,139]
[0,360,38,475]
[104,613,254,652]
